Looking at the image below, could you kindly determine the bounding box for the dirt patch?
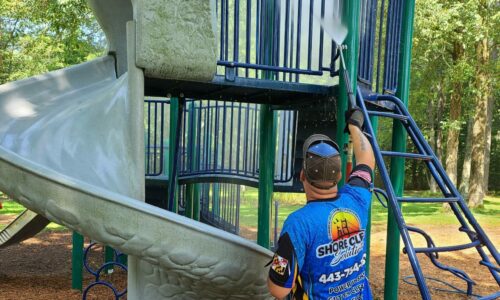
[0,215,16,225]
[0,226,498,299]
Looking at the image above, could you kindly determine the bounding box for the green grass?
[240,188,500,228]
[1,189,498,232]
[0,200,66,231]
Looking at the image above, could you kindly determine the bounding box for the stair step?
[479,260,500,272]
[478,291,500,300]
[366,110,408,121]
[397,197,460,203]
[380,151,433,160]
[410,240,482,254]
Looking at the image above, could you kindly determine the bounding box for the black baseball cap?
[302,134,341,189]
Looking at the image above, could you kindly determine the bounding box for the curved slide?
[0,56,273,299]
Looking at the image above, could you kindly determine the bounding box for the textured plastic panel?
[134,0,218,82]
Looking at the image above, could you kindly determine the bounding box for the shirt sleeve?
[347,164,373,189]
[268,215,306,288]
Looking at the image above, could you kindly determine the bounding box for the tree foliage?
[407,0,498,197]
[0,0,105,84]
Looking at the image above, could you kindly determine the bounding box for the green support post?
[168,97,180,213]
[71,231,84,291]
[257,105,276,248]
[257,0,277,248]
[337,0,361,186]
[104,245,114,273]
[384,1,416,299]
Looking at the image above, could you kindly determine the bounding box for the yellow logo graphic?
[316,209,365,266]
[329,210,361,241]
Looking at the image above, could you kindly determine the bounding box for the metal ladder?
[356,88,500,300]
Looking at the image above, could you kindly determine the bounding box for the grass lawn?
[0,200,66,231]
[240,188,500,229]
[1,189,498,232]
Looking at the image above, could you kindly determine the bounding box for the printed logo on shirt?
[315,209,365,266]
[271,254,289,276]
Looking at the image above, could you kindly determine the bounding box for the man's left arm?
[267,232,298,299]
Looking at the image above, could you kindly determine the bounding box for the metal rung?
[380,151,432,160]
[397,197,460,203]
[412,240,482,254]
[366,110,408,121]
[478,291,500,300]
[479,261,500,272]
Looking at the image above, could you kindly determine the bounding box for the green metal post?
[257,0,277,248]
[384,0,416,299]
[337,0,361,186]
[104,246,114,273]
[168,97,179,213]
[257,105,276,248]
[193,186,200,220]
[71,231,84,291]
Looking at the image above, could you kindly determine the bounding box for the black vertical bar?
[289,0,295,82]
[153,102,158,174]
[214,101,220,171]
[375,0,386,93]
[229,102,234,172]
[283,0,290,81]
[252,105,259,174]
[234,0,240,76]
[243,103,250,174]
[274,0,281,80]
[256,0,261,77]
[318,0,325,70]
[236,102,242,173]
[225,0,229,61]
[221,102,227,171]
[220,0,225,61]
[168,98,185,211]
[307,0,314,70]
[159,103,165,175]
[246,0,252,77]
[146,102,151,175]
[295,0,302,82]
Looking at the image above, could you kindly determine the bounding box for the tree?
[0,0,105,84]
[468,0,496,208]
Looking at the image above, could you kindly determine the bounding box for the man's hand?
[344,107,364,133]
[346,109,375,170]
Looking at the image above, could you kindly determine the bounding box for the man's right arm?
[348,124,375,170]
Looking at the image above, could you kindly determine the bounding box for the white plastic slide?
[0,56,273,299]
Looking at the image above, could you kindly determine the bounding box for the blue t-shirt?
[269,165,373,300]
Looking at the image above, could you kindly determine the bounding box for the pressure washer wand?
[338,45,357,110]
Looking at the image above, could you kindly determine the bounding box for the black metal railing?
[216,0,340,82]
[144,99,297,184]
[358,0,403,94]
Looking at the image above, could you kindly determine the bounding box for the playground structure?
[0,0,498,299]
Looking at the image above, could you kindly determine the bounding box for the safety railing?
[199,183,241,234]
[144,99,297,184]
[358,0,403,94]
[215,0,340,82]
[179,100,296,183]
[144,99,169,176]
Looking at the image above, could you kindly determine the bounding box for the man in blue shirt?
[267,108,375,300]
